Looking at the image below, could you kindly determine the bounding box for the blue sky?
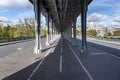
[86,0,120,27]
[0,0,120,27]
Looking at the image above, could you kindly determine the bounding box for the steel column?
[46,13,50,46]
[34,0,42,54]
[51,19,54,42]
[69,24,72,40]
[73,18,77,45]
[81,0,88,53]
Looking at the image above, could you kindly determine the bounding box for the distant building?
[108,27,120,36]
[87,25,107,37]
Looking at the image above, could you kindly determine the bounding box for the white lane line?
[27,48,52,80]
[60,55,62,72]
[61,47,62,53]
[105,53,120,59]
[90,45,120,59]
[61,39,62,53]
[66,41,94,80]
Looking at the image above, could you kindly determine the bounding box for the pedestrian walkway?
[1,37,120,80]
[0,38,59,80]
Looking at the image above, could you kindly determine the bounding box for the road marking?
[61,46,62,53]
[27,48,52,80]
[89,44,120,60]
[105,53,120,59]
[60,55,62,72]
[61,38,63,53]
[66,41,94,80]
[17,47,23,50]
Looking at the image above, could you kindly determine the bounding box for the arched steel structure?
[29,0,92,53]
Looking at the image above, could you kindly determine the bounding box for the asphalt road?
[2,38,91,80]
[86,40,120,57]
[1,37,120,80]
[0,38,46,57]
[87,39,120,50]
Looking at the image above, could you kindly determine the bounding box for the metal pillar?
[73,18,77,45]
[51,19,54,42]
[68,27,70,40]
[50,19,52,43]
[53,24,55,41]
[67,28,69,40]
[34,0,42,54]
[69,24,72,42]
[81,0,88,53]
[46,13,50,46]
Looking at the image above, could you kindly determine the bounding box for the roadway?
[1,37,120,80]
[0,38,46,57]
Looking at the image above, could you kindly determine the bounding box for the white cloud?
[111,21,119,25]
[41,14,46,27]
[89,0,114,8]
[76,16,81,25]
[0,16,10,23]
[113,14,120,22]
[114,3,120,9]
[0,0,31,9]
[87,13,108,22]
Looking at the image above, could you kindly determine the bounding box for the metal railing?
[0,37,34,43]
[92,37,120,43]
[77,35,120,43]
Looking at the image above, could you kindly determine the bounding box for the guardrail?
[0,37,34,43]
[77,35,120,43]
[91,37,120,43]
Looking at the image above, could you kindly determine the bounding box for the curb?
[87,38,120,46]
[0,39,34,46]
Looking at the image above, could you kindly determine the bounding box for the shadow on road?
[2,39,61,80]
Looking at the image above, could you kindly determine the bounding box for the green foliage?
[103,33,108,38]
[108,32,112,36]
[76,30,81,35]
[41,28,46,37]
[0,27,4,38]
[114,30,120,36]
[0,18,47,39]
[0,18,36,38]
[87,30,97,37]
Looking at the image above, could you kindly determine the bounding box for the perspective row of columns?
[33,0,58,54]
[33,0,88,53]
[64,0,88,53]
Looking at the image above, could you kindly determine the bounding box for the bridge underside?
[29,0,92,53]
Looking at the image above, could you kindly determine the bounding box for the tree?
[76,30,81,35]
[108,32,112,36]
[0,27,4,38]
[41,28,46,37]
[114,30,120,36]
[87,30,97,37]
[103,33,108,38]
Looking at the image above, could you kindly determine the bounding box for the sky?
[0,0,120,27]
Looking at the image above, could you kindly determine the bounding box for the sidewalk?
[67,38,120,80]
[87,38,120,46]
[0,39,33,46]
[0,37,60,80]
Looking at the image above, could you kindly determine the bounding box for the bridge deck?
[0,37,120,80]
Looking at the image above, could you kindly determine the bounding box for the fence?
[0,37,34,43]
[95,37,120,43]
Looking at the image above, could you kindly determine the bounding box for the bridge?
[29,0,92,53]
[0,0,120,80]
